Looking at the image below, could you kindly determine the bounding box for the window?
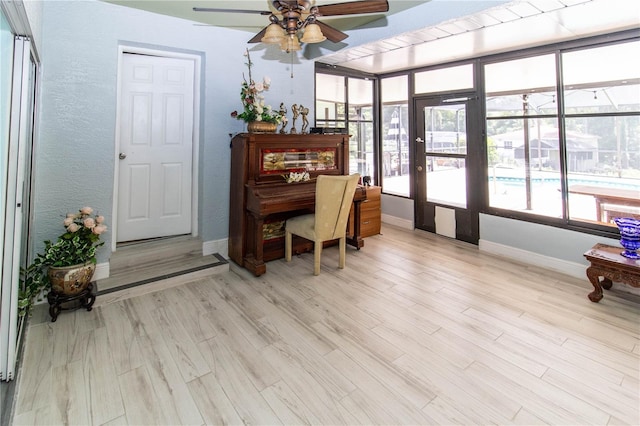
[315,71,377,181]
[348,77,374,177]
[381,75,409,197]
[415,64,474,94]
[485,40,640,227]
[563,41,640,224]
[315,73,345,129]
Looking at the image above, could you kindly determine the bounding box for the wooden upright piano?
[229,132,366,276]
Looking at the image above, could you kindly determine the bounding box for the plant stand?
[47,282,97,322]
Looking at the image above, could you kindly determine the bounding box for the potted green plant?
[18,206,107,317]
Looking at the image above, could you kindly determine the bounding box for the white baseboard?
[93,262,110,280]
[381,214,413,230]
[479,239,587,280]
[203,238,228,258]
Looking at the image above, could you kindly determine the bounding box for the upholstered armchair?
[285,173,360,275]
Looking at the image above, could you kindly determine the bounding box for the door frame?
[413,93,482,244]
[112,45,201,251]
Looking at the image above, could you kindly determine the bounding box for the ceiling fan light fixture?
[300,23,326,44]
[280,34,301,52]
[261,23,286,43]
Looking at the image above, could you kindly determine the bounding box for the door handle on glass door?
[416,137,424,143]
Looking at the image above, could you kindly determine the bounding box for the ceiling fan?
[193,0,390,47]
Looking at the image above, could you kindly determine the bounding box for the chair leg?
[314,240,322,275]
[285,231,292,262]
[339,237,346,269]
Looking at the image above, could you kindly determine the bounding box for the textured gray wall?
[32,0,315,263]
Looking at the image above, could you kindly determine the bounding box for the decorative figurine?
[299,105,310,133]
[290,103,299,134]
[278,102,288,134]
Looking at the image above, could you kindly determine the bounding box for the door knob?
[416,137,424,143]
[417,165,423,172]
[119,153,127,160]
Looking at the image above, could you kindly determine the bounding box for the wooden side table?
[583,243,640,302]
[47,282,97,322]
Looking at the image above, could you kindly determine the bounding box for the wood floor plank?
[187,373,245,425]
[194,274,279,350]
[135,332,205,425]
[465,358,612,424]
[312,321,436,409]
[14,324,53,414]
[201,309,281,391]
[312,307,406,363]
[562,337,640,379]
[371,322,473,370]
[421,395,484,425]
[50,361,89,426]
[542,367,637,424]
[225,274,338,356]
[325,348,436,424]
[266,336,358,400]
[197,337,282,425]
[118,366,166,425]
[258,342,351,425]
[150,306,211,382]
[497,331,629,388]
[11,404,53,426]
[408,305,550,377]
[260,380,324,425]
[82,327,126,425]
[99,301,145,376]
[49,311,76,368]
[162,284,218,343]
[394,353,516,425]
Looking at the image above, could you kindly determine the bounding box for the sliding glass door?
[1,30,38,381]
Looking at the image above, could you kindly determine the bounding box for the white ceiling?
[320,0,640,73]
[103,0,639,74]
[102,0,428,35]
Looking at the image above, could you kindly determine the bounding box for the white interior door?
[117,53,194,242]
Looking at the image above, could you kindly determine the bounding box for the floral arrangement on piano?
[230,48,283,125]
[283,170,310,183]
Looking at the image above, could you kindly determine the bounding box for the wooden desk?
[569,185,640,222]
[583,243,640,302]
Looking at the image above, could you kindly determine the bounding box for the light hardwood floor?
[11,225,640,425]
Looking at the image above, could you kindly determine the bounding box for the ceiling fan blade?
[316,0,389,17]
[192,7,272,15]
[248,26,269,43]
[316,20,348,43]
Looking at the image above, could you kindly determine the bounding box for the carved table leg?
[47,291,62,322]
[46,282,96,321]
[600,277,613,290]
[586,266,603,302]
[80,283,96,311]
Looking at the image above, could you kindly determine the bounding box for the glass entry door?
[414,95,480,244]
